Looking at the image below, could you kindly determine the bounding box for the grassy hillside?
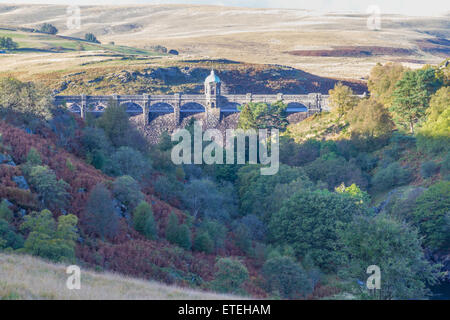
[0,27,162,56]
[0,253,239,300]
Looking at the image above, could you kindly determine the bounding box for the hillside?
[0,4,449,78]
[0,253,239,300]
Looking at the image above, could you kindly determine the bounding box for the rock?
[2,199,14,207]
[19,209,26,217]
[77,188,86,193]
[12,176,30,190]
[60,208,68,215]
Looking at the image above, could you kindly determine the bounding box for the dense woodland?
[0,59,448,299]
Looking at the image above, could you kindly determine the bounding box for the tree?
[83,183,119,240]
[39,23,58,35]
[368,62,406,108]
[85,33,100,43]
[27,165,70,210]
[417,86,450,153]
[97,99,130,147]
[0,200,13,223]
[335,183,371,205]
[0,77,53,122]
[181,179,232,222]
[20,209,78,262]
[0,219,24,250]
[211,258,249,293]
[337,214,439,299]
[107,147,150,180]
[238,101,288,130]
[371,162,412,192]
[193,232,214,254]
[164,212,191,249]
[412,181,450,251]
[391,68,442,133]
[133,201,157,240]
[348,98,394,141]
[112,175,144,210]
[328,82,358,119]
[269,189,366,272]
[262,256,312,299]
[0,37,18,50]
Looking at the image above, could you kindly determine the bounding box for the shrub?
[85,33,100,43]
[20,209,77,262]
[412,181,450,251]
[39,23,58,35]
[338,214,439,299]
[211,258,249,294]
[83,183,119,240]
[0,200,13,223]
[420,161,438,179]
[0,219,24,250]
[269,189,366,272]
[112,175,144,210]
[27,166,70,210]
[107,147,150,180]
[372,162,412,191]
[0,37,18,50]
[262,256,312,299]
[193,232,214,254]
[133,201,157,240]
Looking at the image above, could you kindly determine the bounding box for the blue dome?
[205,70,221,84]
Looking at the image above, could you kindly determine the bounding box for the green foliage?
[39,23,58,35]
[165,212,191,249]
[0,219,24,250]
[198,219,227,252]
[0,200,14,223]
[0,37,18,50]
[83,183,119,240]
[27,166,70,210]
[181,179,235,222]
[372,162,412,192]
[211,258,249,294]
[337,214,439,299]
[391,67,442,133]
[335,183,371,205]
[133,201,157,240]
[20,209,78,262]
[237,164,312,222]
[304,156,368,191]
[97,100,130,147]
[0,77,53,122]
[193,232,214,254]
[107,146,150,180]
[328,82,358,119]
[237,101,288,130]
[412,181,450,251]
[262,256,312,299]
[420,160,438,178]
[368,62,406,108]
[348,98,394,145]
[85,33,100,44]
[269,189,366,272]
[112,175,144,210]
[417,86,450,154]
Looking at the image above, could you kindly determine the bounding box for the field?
[0,4,448,79]
[0,253,240,300]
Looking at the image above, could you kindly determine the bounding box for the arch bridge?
[54,93,330,126]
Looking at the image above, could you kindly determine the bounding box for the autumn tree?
[348,98,394,142]
[238,101,288,130]
[368,62,406,108]
[328,82,358,119]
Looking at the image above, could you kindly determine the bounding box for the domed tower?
[204,70,221,109]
